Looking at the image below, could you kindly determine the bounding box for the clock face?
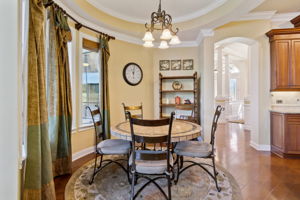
[123,63,143,86]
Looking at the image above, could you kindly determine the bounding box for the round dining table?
[111,120,202,142]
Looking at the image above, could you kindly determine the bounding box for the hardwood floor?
[55,123,300,200]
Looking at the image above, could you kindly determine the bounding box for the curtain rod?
[44,1,115,40]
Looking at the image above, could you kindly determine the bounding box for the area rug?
[65,156,242,200]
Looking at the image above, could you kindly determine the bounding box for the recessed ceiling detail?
[86,0,228,24]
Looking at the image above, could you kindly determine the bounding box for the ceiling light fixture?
[143,0,181,49]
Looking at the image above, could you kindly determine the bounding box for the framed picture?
[159,60,170,71]
[171,60,181,70]
[183,59,194,70]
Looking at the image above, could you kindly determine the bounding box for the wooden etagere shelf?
[159,72,200,124]
[161,90,195,93]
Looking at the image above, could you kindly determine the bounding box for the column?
[199,30,215,142]
[224,54,230,97]
[215,47,226,123]
[244,54,251,130]
[216,47,223,98]
[223,54,230,120]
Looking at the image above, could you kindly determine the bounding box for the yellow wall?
[71,28,154,155]
[109,40,154,125]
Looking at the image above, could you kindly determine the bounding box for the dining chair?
[127,111,175,200]
[175,104,194,122]
[174,105,224,192]
[122,103,143,121]
[86,105,131,184]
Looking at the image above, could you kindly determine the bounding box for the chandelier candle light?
[143,0,181,49]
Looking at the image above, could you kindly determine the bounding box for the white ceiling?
[58,0,300,47]
[87,0,228,24]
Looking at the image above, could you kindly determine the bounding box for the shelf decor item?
[172,81,183,90]
[184,99,192,104]
[183,59,194,70]
[159,72,200,124]
[159,60,170,71]
[171,60,182,70]
[175,96,181,105]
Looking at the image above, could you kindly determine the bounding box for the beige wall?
[71,30,154,154]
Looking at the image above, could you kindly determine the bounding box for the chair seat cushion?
[129,150,173,175]
[174,141,212,158]
[97,139,130,155]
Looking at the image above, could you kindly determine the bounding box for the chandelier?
[143,0,181,49]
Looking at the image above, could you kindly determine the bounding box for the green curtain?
[100,36,111,139]
[47,6,72,177]
[24,0,56,199]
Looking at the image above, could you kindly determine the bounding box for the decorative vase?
[175,96,181,105]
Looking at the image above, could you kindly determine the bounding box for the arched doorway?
[214,37,260,147]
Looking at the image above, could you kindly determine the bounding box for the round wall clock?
[123,63,143,86]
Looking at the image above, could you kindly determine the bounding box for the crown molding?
[238,11,277,21]
[271,12,300,22]
[238,11,300,23]
[86,0,228,24]
[201,29,215,37]
[55,0,143,46]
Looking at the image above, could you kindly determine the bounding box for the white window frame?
[68,27,77,131]
[20,0,29,169]
[77,32,100,129]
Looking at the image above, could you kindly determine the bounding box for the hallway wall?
[0,0,20,199]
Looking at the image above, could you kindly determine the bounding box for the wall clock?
[123,63,143,86]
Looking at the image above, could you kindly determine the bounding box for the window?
[230,79,237,101]
[21,0,29,165]
[80,38,101,126]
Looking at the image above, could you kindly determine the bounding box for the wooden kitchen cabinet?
[271,112,300,158]
[266,29,300,91]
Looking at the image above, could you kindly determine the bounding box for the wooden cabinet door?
[273,40,291,90]
[270,41,277,90]
[285,114,300,154]
[271,112,285,151]
[290,40,300,88]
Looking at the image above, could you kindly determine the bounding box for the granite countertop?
[270,104,300,114]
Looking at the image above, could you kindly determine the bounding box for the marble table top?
[111,120,202,142]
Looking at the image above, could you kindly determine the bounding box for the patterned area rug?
[65,156,242,200]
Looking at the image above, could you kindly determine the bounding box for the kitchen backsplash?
[271,92,300,105]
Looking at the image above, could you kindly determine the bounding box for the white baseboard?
[72,146,95,161]
[250,141,271,151]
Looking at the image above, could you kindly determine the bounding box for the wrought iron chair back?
[122,103,143,120]
[86,105,130,185]
[127,111,175,200]
[86,105,103,143]
[127,112,174,169]
[210,105,224,149]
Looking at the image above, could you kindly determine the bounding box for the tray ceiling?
[86,0,228,24]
